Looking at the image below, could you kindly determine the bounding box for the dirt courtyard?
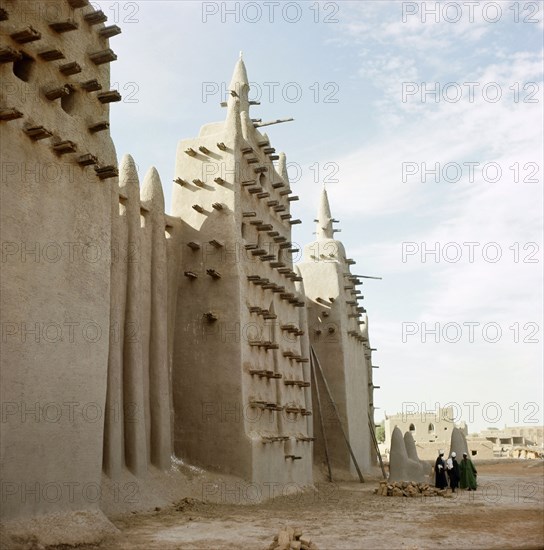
[58,461,543,550]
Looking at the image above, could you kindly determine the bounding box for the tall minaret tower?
[170,57,313,488]
[298,187,375,477]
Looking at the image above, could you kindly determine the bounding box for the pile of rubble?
[268,526,319,550]
[374,480,450,498]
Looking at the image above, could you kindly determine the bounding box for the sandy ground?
[37,461,544,549]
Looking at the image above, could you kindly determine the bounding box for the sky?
[95,0,543,433]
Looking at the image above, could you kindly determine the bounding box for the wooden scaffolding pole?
[368,413,387,478]
[310,346,365,483]
[310,352,333,482]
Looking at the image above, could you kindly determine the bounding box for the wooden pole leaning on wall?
[310,353,333,483]
[368,412,387,479]
[310,346,365,483]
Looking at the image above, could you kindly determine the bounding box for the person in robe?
[447,451,460,492]
[459,452,478,490]
[434,450,447,489]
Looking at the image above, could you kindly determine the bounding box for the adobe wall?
[170,61,313,488]
[1,11,379,538]
[1,0,118,526]
[103,157,173,480]
[299,229,373,478]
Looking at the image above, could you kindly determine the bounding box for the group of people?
[434,450,477,492]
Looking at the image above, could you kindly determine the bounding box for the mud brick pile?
[374,480,450,498]
[268,526,319,550]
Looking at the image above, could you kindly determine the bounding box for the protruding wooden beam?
[192,205,204,213]
[10,27,41,44]
[192,179,204,186]
[254,118,294,128]
[99,25,122,39]
[204,312,218,322]
[209,239,224,248]
[59,61,82,75]
[0,108,23,121]
[217,142,227,151]
[84,10,108,25]
[284,380,311,387]
[67,0,89,7]
[77,153,98,166]
[261,435,289,443]
[261,283,277,290]
[206,269,221,279]
[95,165,118,179]
[0,47,22,63]
[38,49,65,61]
[184,271,198,279]
[97,90,122,103]
[88,121,109,133]
[212,203,224,211]
[199,145,210,155]
[44,85,71,101]
[52,140,77,155]
[80,79,102,92]
[185,148,197,156]
[49,20,79,33]
[23,126,53,141]
[214,177,226,185]
[174,177,188,186]
[89,49,117,65]
[187,242,200,250]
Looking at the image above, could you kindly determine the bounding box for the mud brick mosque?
[0,1,378,541]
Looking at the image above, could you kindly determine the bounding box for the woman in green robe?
[459,452,478,490]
